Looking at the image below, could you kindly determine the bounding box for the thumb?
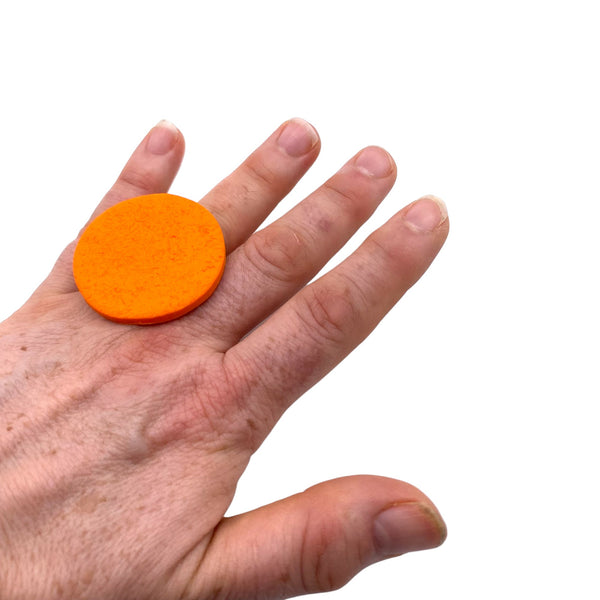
[193,475,446,599]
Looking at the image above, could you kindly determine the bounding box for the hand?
[0,119,449,599]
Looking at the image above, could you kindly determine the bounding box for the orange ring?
[73,193,226,324]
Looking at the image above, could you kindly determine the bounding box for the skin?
[0,118,449,600]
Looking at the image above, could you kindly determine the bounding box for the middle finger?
[190,145,397,350]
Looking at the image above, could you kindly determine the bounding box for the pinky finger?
[43,121,185,294]
[87,119,185,223]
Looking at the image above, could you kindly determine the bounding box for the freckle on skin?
[76,494,107,514]
[20,346,27,351]
[81,568,94,585]
[317,217,333,233]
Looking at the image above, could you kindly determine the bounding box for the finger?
[200,118,320,253]
[88,119,185,223]
[229,195,449,438]
[192,146,396,350]
[42,120,185,294]
[187,476,446,599]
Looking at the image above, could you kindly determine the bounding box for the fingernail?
[373,502,447,557]
[147,120,179,155]
[277,118,319,157]
[354,146,394,178]
[403,195,448,232]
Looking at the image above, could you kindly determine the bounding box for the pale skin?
[0,118,449,599]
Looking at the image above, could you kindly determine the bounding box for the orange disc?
[73,193,226,324]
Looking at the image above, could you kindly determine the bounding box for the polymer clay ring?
[73,193,226,324]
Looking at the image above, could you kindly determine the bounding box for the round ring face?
[73,193,226,324]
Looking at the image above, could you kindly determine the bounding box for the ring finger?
[188,145,397,350]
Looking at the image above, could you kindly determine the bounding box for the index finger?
[227,195,449,448]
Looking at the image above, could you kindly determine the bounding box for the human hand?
[0,119,449,599]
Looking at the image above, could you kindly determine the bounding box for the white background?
[1,1,599,598]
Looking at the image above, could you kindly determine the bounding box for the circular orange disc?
[73,193,226,324]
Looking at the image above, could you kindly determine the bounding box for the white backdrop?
[1,1,599,598]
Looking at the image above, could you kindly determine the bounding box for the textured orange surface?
[73,193,226,324]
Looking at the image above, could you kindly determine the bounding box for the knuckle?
[321,179,363,213]
[320,168,382,224]
[366,230,400,262]
[364,231,414,276]
[141,355,235,450]
[297,280,357,346]
[109,328,181,371]
[117,164,162,195]
[299,515,359,593]
[243,224,308,284]
[242,158,277,188]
